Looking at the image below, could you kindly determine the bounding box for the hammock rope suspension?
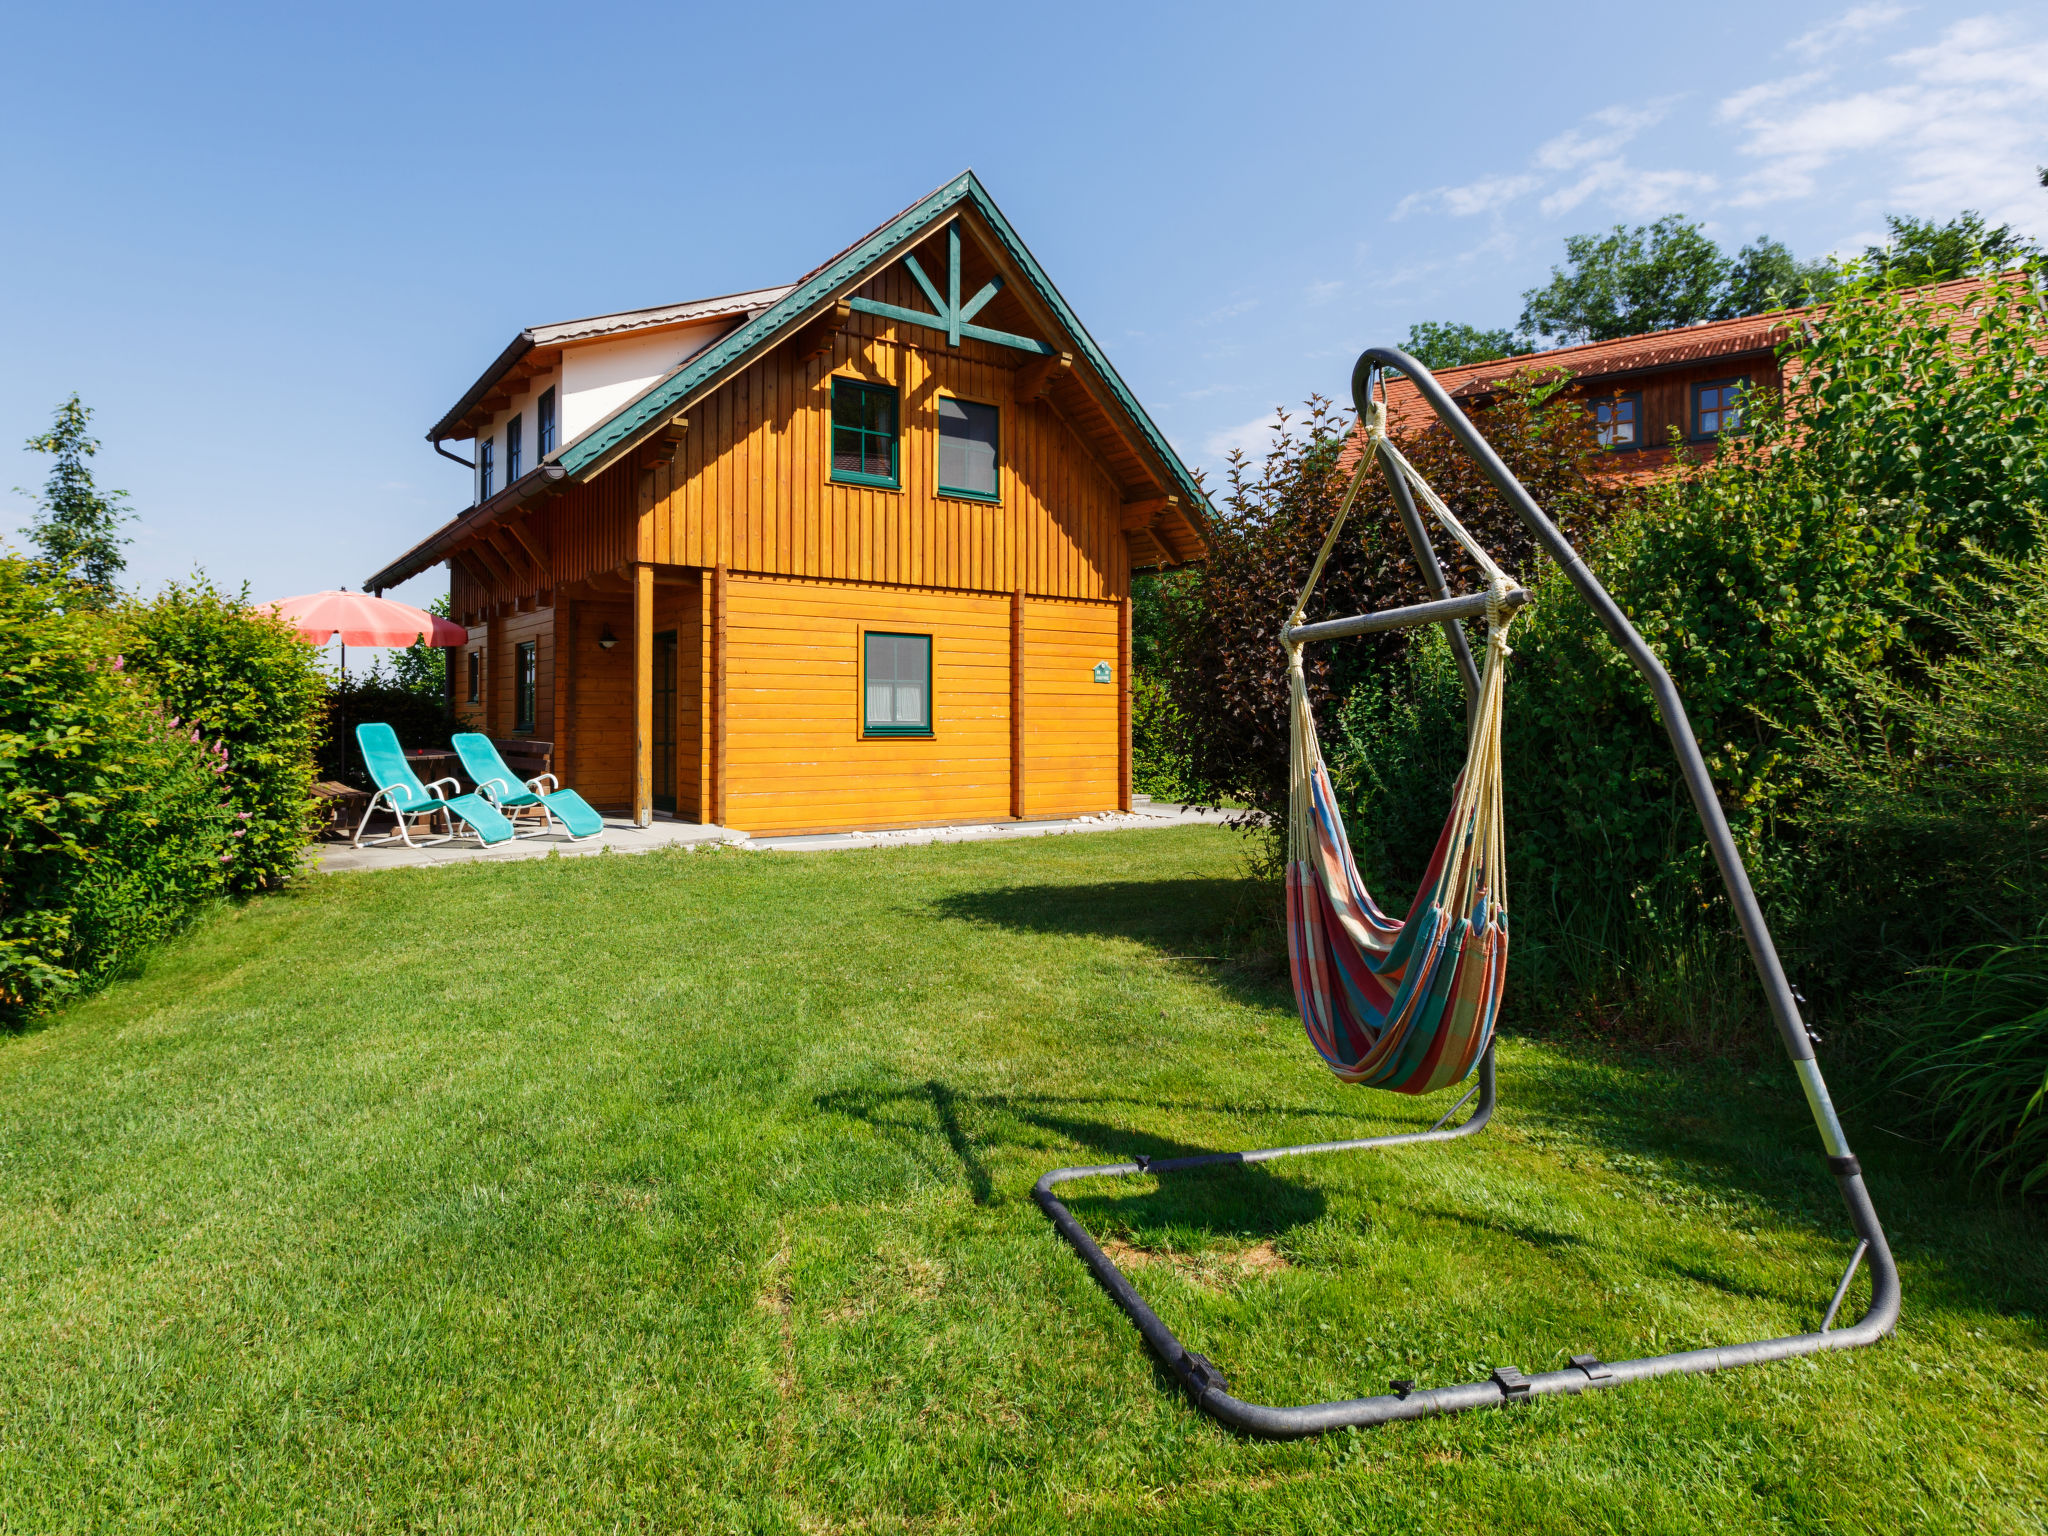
[1284,398,1521,1094]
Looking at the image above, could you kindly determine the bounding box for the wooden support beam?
[1010,588,1026,821]
[1120,495,1178,532]
[503,517,550,579]
[1118,596,1133,813]
[1012,351,1072,404]
[465,537,518,589]
[484,527,540,585]
[710,563,728,828]
[787,300,850,362]
[560,597,578,789]
[451,547,495,594]
[652,413,690,449]
[633,562,654,828]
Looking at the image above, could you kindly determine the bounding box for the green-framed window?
[831,378,899,488]
[937,396,999,500]
[1693,378,1747,440]
[863,632,931,736]
[514,640,537,733]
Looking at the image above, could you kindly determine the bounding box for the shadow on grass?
[928,878,1288,1006]
[815,1081,1327,1240]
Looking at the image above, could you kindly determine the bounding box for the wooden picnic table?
[404,749,462,787]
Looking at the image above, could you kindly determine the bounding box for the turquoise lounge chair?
[451,733,606,840]
[354,722,515,849]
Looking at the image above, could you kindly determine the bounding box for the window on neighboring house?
[466,649,482,704]
[1694,378,1748,439]
[537,387,557,458]
[514,641,537,733]
[506,413,524,481]
[863,632,931,735]
[831,378,899,487]
[1593,392,1641,449]
[480,436,496,500]
[937,396,1000,499]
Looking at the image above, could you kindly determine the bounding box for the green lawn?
[1,827,2042,1534]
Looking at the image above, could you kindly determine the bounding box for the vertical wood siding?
[584,264,1136,600]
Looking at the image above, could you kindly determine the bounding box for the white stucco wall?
[559,320,730,442]
[463,317,733,504]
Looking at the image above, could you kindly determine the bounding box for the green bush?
[121,576,326,894]
[0,558,234,1022]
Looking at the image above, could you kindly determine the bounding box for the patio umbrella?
[268,589,467,677]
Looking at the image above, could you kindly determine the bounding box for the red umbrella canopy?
[267,590,468,648]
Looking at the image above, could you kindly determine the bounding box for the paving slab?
[310,816,743,874]
[311,799,1233,873]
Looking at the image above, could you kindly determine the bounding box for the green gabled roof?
[558,170,1207,515]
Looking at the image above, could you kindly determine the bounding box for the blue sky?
[5,0,2045,625]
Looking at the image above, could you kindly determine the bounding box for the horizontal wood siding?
[1022,598,1120,818]
[722,576,1011,835]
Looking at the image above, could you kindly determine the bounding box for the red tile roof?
[1360,274,1995,443]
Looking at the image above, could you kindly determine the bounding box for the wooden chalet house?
[365,173,1208,834]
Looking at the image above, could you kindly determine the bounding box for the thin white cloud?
[1305,279,1344,304]
[1725,15,2048,228]
[1789,3,1908,60]
[1203,412,1282,463]
[1394,173,1542,220]
[1390,10,2048,239]
[1534,101,1674,171]
[1717,70,1827,122]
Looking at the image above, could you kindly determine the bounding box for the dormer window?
[507,414,524,481]
[538,388,557,458]
[1593,392,1640,449]
[1694,379,1748,439]
[479,436,495,501]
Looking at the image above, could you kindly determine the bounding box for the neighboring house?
[365,173,1208,835]
[1377,306,1804,481]
[1369,277,2001,481]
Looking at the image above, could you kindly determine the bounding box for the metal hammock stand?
[1032,345,1899,1438]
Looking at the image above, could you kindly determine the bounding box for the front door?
[653,629,677,814]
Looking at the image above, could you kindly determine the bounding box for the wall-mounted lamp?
[598,624,618,651]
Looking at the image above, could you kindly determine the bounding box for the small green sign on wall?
[1093,661,1112,684]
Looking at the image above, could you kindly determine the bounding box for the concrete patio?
[311,798,1234,873]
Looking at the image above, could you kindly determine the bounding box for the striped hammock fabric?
[1283,415,1518,1094]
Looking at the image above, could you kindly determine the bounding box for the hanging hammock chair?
[1284,399,1522,1094]
[1031,345,1896,1440]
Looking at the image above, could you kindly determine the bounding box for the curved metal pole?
[1028,348,1898,1439]
[1351,346,1897,1335]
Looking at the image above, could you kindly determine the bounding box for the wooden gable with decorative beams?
[365,172,1209,835]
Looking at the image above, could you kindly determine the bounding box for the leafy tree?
[1401,321,1522,371]
[1519,218,1834,344]
[15,395,131,600]
[1723,236,1840,315]
[1860,211,2042,285]
[1519,216,1731,343]
[385,592,451,696]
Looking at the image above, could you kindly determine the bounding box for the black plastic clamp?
[1490,1366,1532,1397]
[1826,1153,1862,1178]
[1132,1154,1152,1173]
[1180,1350,1228,1394]
[1570,1353,1612,1380]
[1389,1378,1416,1397]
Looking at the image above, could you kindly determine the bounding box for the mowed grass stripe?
[0,827,2041,1534]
